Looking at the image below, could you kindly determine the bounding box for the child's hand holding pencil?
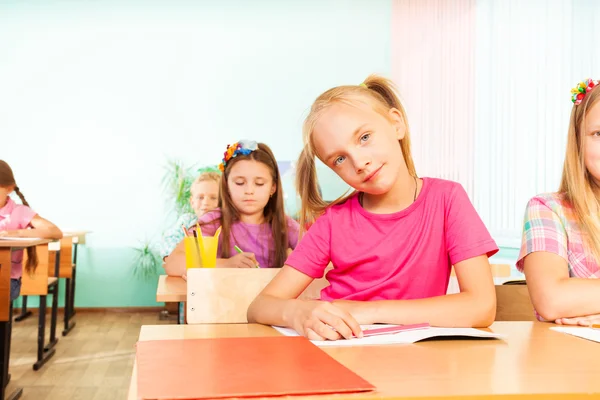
[228,245,260,268]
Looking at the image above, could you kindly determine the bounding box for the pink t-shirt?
[0,197,37,279]
[191,209,300,268]
[285,178,498,301]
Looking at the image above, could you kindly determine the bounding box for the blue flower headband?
[218,140,259,172]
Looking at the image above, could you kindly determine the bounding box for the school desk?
[156,275,187,324]
[128,321,600,400]
[0,239,50,400]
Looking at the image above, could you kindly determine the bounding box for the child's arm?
[332,255,496,328]
[163,240,187,276]
[163,240,259,276]
[523,251,600,321]
[0,215,62,240]
[247,266,363,340]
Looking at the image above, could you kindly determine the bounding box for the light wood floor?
[5,309,172,400]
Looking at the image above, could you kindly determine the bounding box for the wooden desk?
[156,275,186,303]
[1,239,50,400]
[128,321,600,400]
[157,275,187,324]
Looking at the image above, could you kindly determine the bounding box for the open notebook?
[136,336,375,399]
[273,324,506,347]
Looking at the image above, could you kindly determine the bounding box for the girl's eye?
[334,156,346,166]
[235,182,244,186]
[593,131,600,137]
[256,183,265,187]
[360,133,371,142]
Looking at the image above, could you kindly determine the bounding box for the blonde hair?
[296,74,416,232]
[559,85,600,263]
[192,171,221,186]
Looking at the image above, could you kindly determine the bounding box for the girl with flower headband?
[248,75,498,340]
[163,141,299,275]
[516,78,600,326]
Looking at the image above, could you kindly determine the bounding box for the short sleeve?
[445,184,499,265]
[516,197,568,272]
[284,211,331,279]
[15,204,36,229]
[286,216,300,250]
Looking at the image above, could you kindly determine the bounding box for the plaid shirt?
[517,193,600,279]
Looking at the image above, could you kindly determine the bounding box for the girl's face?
[583,100,600,186]
[190,180,219,217]
[227,160,276,218]
[312,102,407,195]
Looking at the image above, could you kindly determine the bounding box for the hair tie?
[571,78,598,105]
[218,140,259,172]
[359,83,367,89]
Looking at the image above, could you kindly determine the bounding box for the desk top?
[156,275,186,303]
[0,239,51,249]
[127,321,600,400]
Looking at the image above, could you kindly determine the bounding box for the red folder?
[136,336,375,399]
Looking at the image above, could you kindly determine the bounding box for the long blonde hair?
[559,84,600,263]
[296,74,416,232]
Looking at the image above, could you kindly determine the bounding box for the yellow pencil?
[591,324,600,330]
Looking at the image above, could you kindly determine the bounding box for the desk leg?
[70,244,78,318]
[1,303,23,400]
[33,295,54,371]
[13,296,31,322]
[45,284,58,352]
[62,277,75,336]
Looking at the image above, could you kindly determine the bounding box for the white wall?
[1,0,392,247]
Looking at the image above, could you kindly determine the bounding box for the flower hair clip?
[218,140,259,171]
[571,78,598,105]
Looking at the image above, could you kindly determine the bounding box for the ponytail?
[14,186,38,274]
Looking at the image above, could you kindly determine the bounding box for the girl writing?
[248,75,498,340]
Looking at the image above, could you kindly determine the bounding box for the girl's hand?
[286,300,362,341]
[332,300,374,325]
[225,252,258,268]
[555,314,600,326]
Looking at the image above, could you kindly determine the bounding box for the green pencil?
[234,245,260,268]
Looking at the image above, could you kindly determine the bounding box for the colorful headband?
[218,140,259,172]
[571,78,598,105]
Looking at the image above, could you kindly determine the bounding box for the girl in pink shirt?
[163,141,299,277]
[0,160,63,300]
[248,75,498,340]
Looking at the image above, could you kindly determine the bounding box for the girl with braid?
[0,160,63,301]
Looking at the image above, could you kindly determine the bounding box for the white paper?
[550,326,600,343]
[273,324,506,347]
